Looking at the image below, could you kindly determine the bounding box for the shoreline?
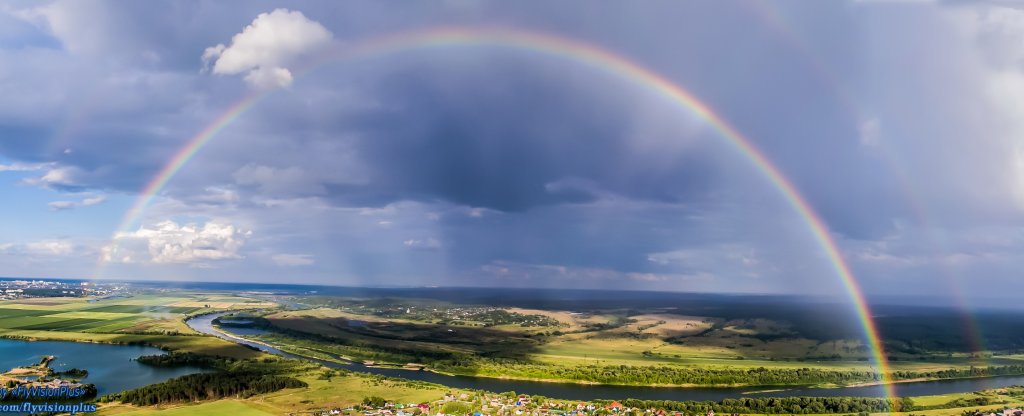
[209,328,1024,391]
[187,313,1024,393]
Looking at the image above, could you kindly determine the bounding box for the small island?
[0,355,96,400]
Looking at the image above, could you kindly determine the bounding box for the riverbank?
[184,312,1024,402]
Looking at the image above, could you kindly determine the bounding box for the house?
[607,402,623,413]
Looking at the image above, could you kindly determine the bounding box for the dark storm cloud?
[1,0,911,234]
[327,58,726,212]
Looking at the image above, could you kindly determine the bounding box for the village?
[973,409,1024,416]
[306,392,735,416]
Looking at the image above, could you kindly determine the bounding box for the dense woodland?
[106,353,308,406]
[107,372,307,406]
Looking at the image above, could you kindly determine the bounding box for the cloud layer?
[1,1,1024,304]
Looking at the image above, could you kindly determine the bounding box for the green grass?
[0,294,275,359]
[100,400,276,415]
[0,308,52,317]
[14,317,105,330]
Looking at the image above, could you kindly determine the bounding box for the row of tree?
[432,360,885,386]
[135,352,230,368]
[596,397,917,414]
[430,358,1024,387]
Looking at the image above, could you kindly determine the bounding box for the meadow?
[250,297,1024,388]
[0,293,275,359]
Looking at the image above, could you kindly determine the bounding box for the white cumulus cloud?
[20,165,84,189]
[103,220,251,264]
[202,9,332,89]
[0,162,51,172]
[48,195,106,211]
[0,240,75,256]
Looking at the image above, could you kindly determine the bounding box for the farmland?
[0,293,274,359]
[233,296,1024,389]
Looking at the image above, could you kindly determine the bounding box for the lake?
[0,339,205,396]
[188,312,1024,402]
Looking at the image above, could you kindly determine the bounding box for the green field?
[100,400,276,415]
[245,301,1024,389]
[0,293,273,359]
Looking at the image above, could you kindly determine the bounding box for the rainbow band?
[98,26,895,400]
[751,2,990,379]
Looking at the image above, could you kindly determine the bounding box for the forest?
[103,353,309,406]
[106,372,307,406]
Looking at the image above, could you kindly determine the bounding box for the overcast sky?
[1,0,1023,303]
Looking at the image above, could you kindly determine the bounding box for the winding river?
[187,313,1024,401]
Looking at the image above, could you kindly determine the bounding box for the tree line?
[432,360,884,386]
[431,358,1024,387]
[106,353,310,406]
[595,397,916,414]
[104,372,307,406]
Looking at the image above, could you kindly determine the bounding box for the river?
[187,312,1024,401]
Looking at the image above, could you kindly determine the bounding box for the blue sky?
[1,0,1022,303]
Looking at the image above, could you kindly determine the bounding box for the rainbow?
[751,3,991,369]
[98,26,896,400]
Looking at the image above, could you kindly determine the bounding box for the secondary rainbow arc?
[97,27,896,401]
[751,2,990,372]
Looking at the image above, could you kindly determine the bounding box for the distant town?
[0,279,127,300]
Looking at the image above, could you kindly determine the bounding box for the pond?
[0,339,206,396]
